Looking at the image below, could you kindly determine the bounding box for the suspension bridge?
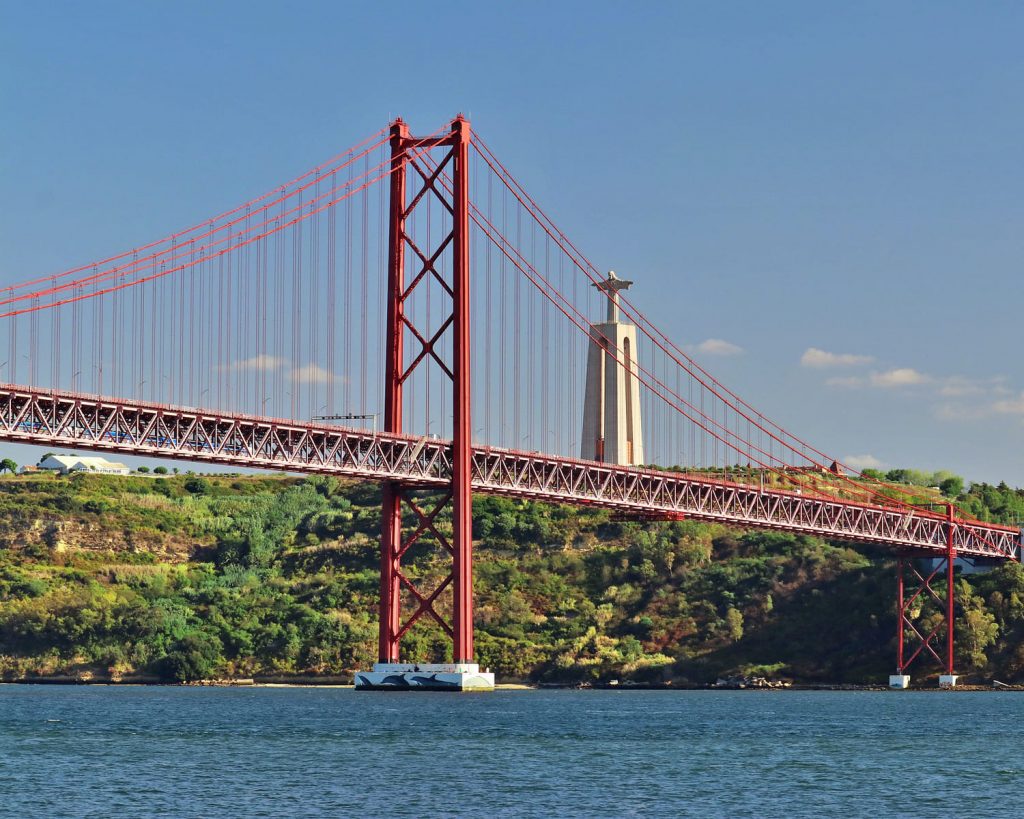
[1,116,1019,689]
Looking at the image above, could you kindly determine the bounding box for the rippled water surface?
[1,686,1021,817]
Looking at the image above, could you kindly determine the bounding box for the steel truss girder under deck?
[0,383,1019,561]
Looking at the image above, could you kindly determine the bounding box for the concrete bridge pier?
[354,663,495,691]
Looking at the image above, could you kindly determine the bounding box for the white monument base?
[889,675,911,689]
[354,663,495,691]
[938,674,959,689]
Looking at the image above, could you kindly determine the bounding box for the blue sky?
[1,1,1022,484]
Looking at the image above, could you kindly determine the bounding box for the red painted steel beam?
[946,503,956,677]
[373,115,475,663]
[450,115,474,662]
[896,549,956,675]
[896,556,905,673]
[378,118,410,663]
[0,383,1018,560]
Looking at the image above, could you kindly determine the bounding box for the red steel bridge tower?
[355,116,492,690]
[891,503,960,689]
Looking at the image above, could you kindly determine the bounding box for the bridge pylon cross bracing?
[370,116,487,688]
[890,503,960,689]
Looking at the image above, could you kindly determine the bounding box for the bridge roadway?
[1,383,1019,561]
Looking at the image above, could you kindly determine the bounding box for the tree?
[156,633,225,682]
[184,476,211,495]
[940,476,964,498]
[725,607,744,642]
[153,466,168,475]
[0,458,17,475]
[137,466,150,474]
[960,607,999,668]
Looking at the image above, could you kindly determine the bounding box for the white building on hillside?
[38,455,131,476]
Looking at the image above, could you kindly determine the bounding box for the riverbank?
[2,471,1023,687]
[3,675,1021,691]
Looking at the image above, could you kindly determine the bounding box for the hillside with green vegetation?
[0,467,1022,685]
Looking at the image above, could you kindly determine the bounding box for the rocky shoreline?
[3,674,1023,691]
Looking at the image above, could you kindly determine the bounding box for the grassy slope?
[0,471,1022,684]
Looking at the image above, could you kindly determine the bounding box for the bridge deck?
[0,384,1019,560]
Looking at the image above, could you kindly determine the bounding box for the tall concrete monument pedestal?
[581,271,644,466]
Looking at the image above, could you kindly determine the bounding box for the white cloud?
[293,363,338,385]
[221,357,343,387]
[825,368,931,389]
[221,354,286,373]
[938,377,986,397]
[816,357,1024,426]
[843,454,885,471]
[934,402,993,422]
[993,392,1024,415]
[696,338,743,356]
[869,368,931,388]
[800,347,874,369]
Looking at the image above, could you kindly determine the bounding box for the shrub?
[184,477,211,496]
[155,632,225,682]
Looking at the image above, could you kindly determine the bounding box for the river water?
[0,685,1021,817]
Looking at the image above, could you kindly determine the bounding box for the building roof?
[41,455,129,471]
